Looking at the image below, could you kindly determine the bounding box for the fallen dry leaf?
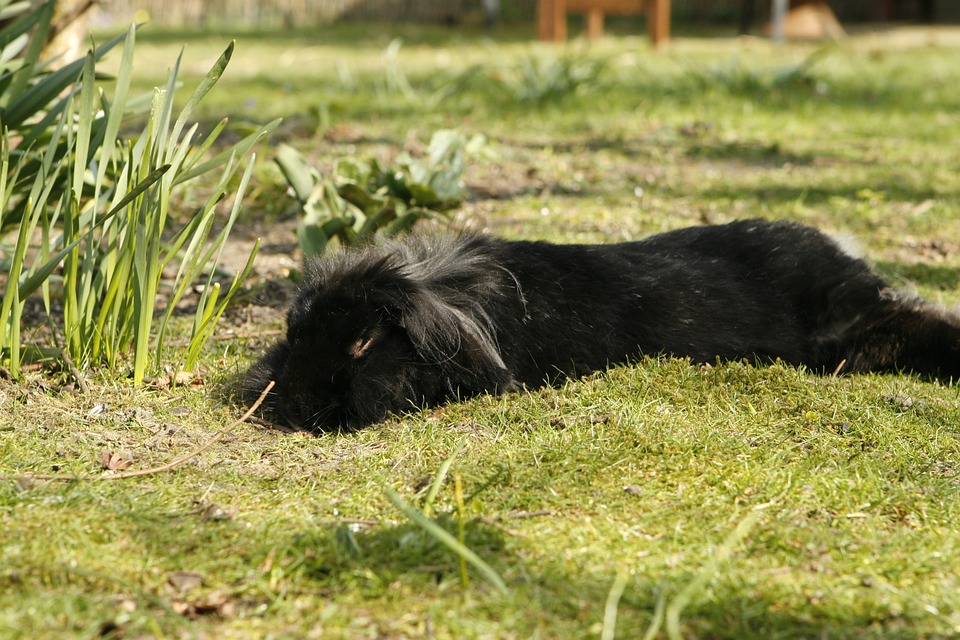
[195,591,235,617]
[174,370,201,386]
[201,503,233,522]
[113,596,137,613]
[168,571,204,594]
[144,376,171,390]
[144,369,206,390]
[14,476,48,491]
[624,484,644,496]
[259,548,276,573]
[170,599,190,616]
[169,591,237,619]
[101,450,134,471]
[87,403,107,418]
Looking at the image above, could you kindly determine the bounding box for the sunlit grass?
[4,22,960,639]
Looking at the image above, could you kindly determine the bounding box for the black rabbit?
[246,219,960,431]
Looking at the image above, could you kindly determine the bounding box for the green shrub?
[275,129,483,257]
[0,2,278,382]
[497,49,609,104]
[686,48,831,95]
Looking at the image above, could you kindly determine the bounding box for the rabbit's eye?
[347,335,375,358]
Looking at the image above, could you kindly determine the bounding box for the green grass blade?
[17,164,171,300]
[93,24,136,197]
[12,90,70,152]
[178,118,228,174]
[0,131,10,243]
[131,191,162,383]
[71,51,96,205]
[174,152,258,369]
[3,27,127,129]
[155,155,240,354]
[641,592,668,640]
[1,193,40,376]
[0,2,44,52]
[421,444,465,517]
[601,570,630,640]
[275,143,316,203]
[101,163,171,221]
[3,0,52,103]
[664,510,760,640]
[384,487,508,595]
[150,47,183,169]
[174,118,280,185]
[183,236,260,371]
[168,41,234,158]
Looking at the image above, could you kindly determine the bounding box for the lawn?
[3,21,960,639]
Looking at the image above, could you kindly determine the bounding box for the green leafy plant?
[496,49,609,105]
[275,129,483,257]
[0,0,128,375]
[687,48,832,95]
[0,0,123,237]
[0,5,279,382]
[360,39,608,109]
[378,38,418,102]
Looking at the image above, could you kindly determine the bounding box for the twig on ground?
[60,349,89,394]
[221,328,285,340]
[478,509,556,537]
[832,358,847,377]
[163,328,284,348]
[498,509,554,520]
[338,518,379,527]
[0,382,274,482]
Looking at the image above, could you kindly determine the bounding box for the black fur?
[246,219,960,431]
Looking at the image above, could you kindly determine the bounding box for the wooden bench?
[537,0,670,45]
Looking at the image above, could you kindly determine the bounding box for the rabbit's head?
[246,236,517,431]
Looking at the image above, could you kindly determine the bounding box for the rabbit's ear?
[346,325,387,359]
[397,285,515,390]
[347,335,375,358]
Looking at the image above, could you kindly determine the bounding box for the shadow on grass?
[876,261,960,292]
[130,23,538,49]
[684,137,819,167]
[698,182,945,208]
[3,430,944,638]
[272,516,927,638]
[289,516,507,587]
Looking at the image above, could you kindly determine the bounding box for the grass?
[4,22,960,639]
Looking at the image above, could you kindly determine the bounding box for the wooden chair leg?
[585,9,604,39]
[538,0,567,41]
[539,0,668,45]
[647,0,670,46]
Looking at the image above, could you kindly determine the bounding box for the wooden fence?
[94,0,956,28]
[96,0,504,26]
